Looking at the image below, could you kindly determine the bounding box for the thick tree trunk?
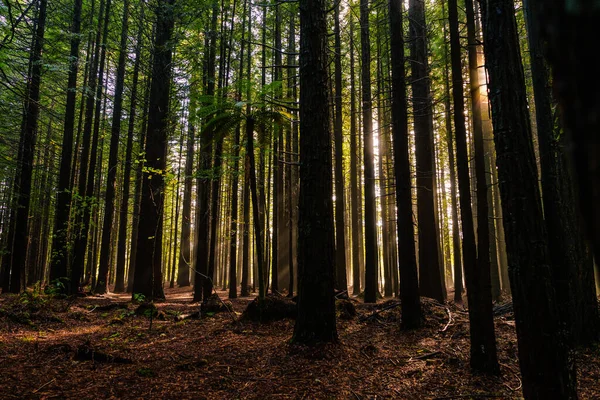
[481,0,577,397]
[523,0,599,346]
[131,0,175,300]
[531,0,600,284]
[292,0,337,343]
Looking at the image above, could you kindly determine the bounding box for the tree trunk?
[389,0,421,329]
[49,0,83,285]
[480,0,577,397]
[115,2,143,293]
[408,0,444,302]
[360,0,379,304]
[131,0,175,300]
[8,0,48,293]
[332,0,348,293]
[292,0,337,343]
[451,0,499,373]
[95,0,129,294]
[523,0,599,346]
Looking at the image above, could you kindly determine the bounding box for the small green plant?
[132,293,146,304]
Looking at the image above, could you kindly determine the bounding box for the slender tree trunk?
[49,0,83,285]
[115,1,143,293]
[127,71,151,293]
[8,0,48,292]
[360,0,379,304]
[95,0,129,294]
[349,19,361,297]
[333,0,348,293]
[450,0,499,374]
[409,0,444,302]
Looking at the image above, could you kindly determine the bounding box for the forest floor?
[1,286,599,400]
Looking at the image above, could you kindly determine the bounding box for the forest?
[0,0,599,398]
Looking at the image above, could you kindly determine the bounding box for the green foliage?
[133,293,146,304]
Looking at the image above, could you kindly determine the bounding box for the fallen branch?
[408,351,441,361]
[358,302,402,322]
[440,307,453,332]
[32,378,56,394]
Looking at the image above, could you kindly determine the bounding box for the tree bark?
[481,0,577,396]
[132,0,175,300]
[389,0,421,328]
[292,0,338,343]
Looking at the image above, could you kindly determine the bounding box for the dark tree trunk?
[480,0,577,397]
[292,0,337,343]
[178,86,195,288]
[132,0,175,300]
[96,0,130,294]
[240,156,251,297]
[127,72,151,293]
[440,3,462,303]
[333,0,348,293]
[389,0,421,329]
[286,7,296,297]
[531,0,600,290]
[8,0,48,293]
[49,0,83,284]
[115,0,143,293]
[194,1,218,302]
[450,0,499,374]
[72,0,112,293]
[349,19,361,297]
[408,0,444,302]
[360,0,379,304]
[246,117,266,301]
[523,0,599,346]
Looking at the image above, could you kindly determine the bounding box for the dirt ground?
[1,286,599,399]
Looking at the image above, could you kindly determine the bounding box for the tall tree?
[115,1,144,293]
[95,0,130,294]
[522,0,599,345]
[408,0,444,302]
[530,0,600,278]
[49,0,83,285]
[333,0,348,293]
[7,0,48,292]
[360,0,379,304]
[132,0,176,300]
[389,0,421,328]
[292,0,337,343]
[449,0,499,374]
[480,0,577,397]
[349,18,361,296]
